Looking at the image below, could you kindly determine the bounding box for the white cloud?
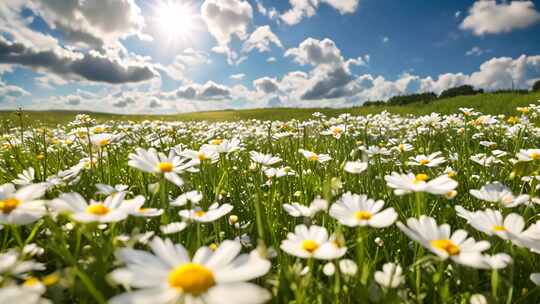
[242,26,283,53]
[466,46,490,56]
[25,0,149,48]
[253,77,280,94]
[160,48,211,80]
[280,0,359,25]
[230,73,246,80]
[0,80,30,103]
[201,0,253,47]
[267,57,277,63]
[461,1,540,35]
[382,36,389,43]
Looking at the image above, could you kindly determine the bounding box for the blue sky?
[0,0,540,113]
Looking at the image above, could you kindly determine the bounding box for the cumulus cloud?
[160,48,211,80]
[461,1,540,35]
[256,0,279,20]
[285,38,367,68]
[282,38,369,100]
[0,37,156,84]
[242,26,283,53]
[281,0,359,25]
[26,0,149,49]
[175,81,232,100]
[201,0,253,47]
[253,77,280,94]
[0,80,30,103]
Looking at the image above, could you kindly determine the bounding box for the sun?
[153,1,197,44]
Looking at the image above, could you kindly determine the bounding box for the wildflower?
[397,216,490,268]
[128,148,189,186]
[280,224,347,260]
[49,192,129,223]
[12,167,35,186]
[283,198,327,218]
[384,172,458,196]
[171,191,203,207]
[179,203,233,223]
[0,183,48,225]
[469,182,529,207]
[322,262,336,276]
[374,263,405,288]
[455,206,525,240]
[109,237,271,304]
[407,151,446,167]
[516,149,540,162]
[249,151,281,166]
[329,192,397,228]
[160,222,188,235]
[344,161,368,174]
[299,149,332,163]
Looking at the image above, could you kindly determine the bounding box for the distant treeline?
[362,81,540,107]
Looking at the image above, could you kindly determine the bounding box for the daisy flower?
[384,172,458,196]
[171,191,203,207]
[120,196,163,218]
[516,149,540,162]
[49,192,128,223]
[201,138,241,154]
[469,182,529,207]
[374,263,405,288]
[179,203,233,223]
[329,192,397,228]
[0,183,48,225]
[397,216,490,268]
[298,149,332,163]
[455,206,525,240]
[283,198,327,218]
[280,224,347,260]
[12,167,35,186]
[407,151,446,167]
[179,148,220,165]
[96,183,129,196]
[109,237,271,304]
[128,148,189,186]
[249,151,281,166]
[344,161,368,174]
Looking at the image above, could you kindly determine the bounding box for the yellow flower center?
[430,239,460,256]
[195,210,206,217]
[332,127,342,135]
[529,152,540,160]
[398,144,405,152]
[415,173,428,182]
[0,197,20,214]
[86,203,110,216]
[168,263,215,295]
[301,239,319,253]
[492,225,506,232]
[355,210,372,220]
[23,277,40,286]
[197,153,208,161]
[308,154,319,161]
[419,159,430,165]
[158,162,174,172]
[507,116,519,124]
[98,139,110,146]
[210,139,223,145]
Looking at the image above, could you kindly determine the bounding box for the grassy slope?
[1,92,539,125]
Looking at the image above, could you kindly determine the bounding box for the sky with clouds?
[1,0,540,114]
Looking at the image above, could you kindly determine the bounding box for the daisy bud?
[228,215,239,225]
[339,259,358,276]
[323,262,336,276]
[470,294,487,304]
[375,237,384,247]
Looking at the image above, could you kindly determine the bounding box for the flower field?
[2,106,540,303]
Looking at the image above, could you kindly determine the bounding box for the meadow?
[1,93,540,303]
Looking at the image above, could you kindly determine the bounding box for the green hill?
[1,92,539,125]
